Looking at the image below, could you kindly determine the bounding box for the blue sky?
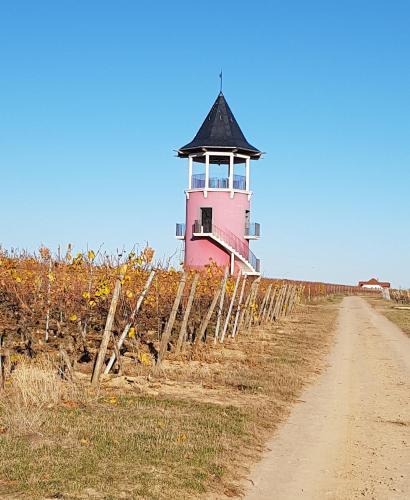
[1,1,409,287]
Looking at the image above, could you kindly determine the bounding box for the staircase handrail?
[211,223,258,270]
[193,220,259,272]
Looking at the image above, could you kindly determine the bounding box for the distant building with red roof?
[358,278,391,289]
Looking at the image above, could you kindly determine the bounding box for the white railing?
[193,221,260,272]
[191,174,246,190]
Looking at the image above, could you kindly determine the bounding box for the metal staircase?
[193,221,260,275]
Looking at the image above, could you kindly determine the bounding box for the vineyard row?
[0,247,381,385]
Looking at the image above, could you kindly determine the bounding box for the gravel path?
[245,296,410,499]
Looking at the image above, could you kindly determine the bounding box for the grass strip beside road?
[367,297,410,337]
[0,397,247,499]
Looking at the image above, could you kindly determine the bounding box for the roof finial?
[219,69,223,94]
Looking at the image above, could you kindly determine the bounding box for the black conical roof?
[178,92,262,163]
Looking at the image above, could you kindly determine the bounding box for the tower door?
[245,210,250,228]
[201,207,213,233]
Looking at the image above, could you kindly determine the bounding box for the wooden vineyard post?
[286,286,295,316]
[45,257,52,342]
[104,270,156,374]
[91,272,124,386]
[258,284,272,325]
[288,286,298,314]
[288,286,296,315]
[157,271,188,367]
[214,268,229,343]
[236,286,251,333]
[295,284,303,310]
[242,279,258,329]
[264,286,277,324]
[273,284,283,320]
[196,280,224,345]
[175,273,199,354]
[252,278,262,327]
[257,286,268,321]
[272,284,286,321]
[246,277,261,332]
[281,285,293,317]
[285,285,294,315]
[278,284,289,318]
[231,274,248,338]
[285,285,296,316]
[291,285,302,313]
[292,285,302,312]
[220,271,242,343]
[262,285,274,324]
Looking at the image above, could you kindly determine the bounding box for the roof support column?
[230,252,235,275]
[204,153,209,198]
[245,157,250,192]
[188,156,193,190]
[229,154,234,198]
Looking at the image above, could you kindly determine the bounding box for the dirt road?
[245,296,410,499]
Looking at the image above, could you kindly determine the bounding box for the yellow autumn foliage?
[138,352,151,366]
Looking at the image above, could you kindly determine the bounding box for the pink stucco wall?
[184,190,250,271]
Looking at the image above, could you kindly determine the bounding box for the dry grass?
[0,359,66,436]
[0,298,340,499]
[0,395,247,499]
[367,297,410,337]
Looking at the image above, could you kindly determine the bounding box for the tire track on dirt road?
[245,296,410,499]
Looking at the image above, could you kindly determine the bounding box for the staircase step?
[196,231,256,272]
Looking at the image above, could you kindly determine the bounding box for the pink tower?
[176,92,262,275]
